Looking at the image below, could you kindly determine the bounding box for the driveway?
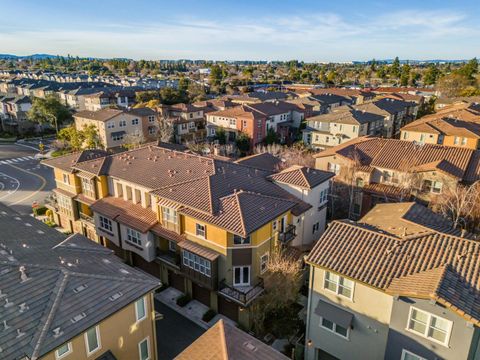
[155,299,205,360]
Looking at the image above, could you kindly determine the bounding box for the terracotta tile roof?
[175,319,289,360]
[90,196,157,233]
[177,240,221,261]
[234,152,282,172]
[268,165,334,189]
[306,202,480,325]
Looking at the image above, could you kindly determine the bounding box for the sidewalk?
[155,287,236,330]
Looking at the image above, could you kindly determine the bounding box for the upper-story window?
[183,250,211,277]
[119,119,126,127]
[107,121,115,129]
[407,307,452,346]
[324,271,354,300]
[233,234,251,245]
[162,207,178,224]
[98,215,113,233]
[195,223,206,238]
[132,118,139,125]
[127,228,142,246]
[421,180,442,194]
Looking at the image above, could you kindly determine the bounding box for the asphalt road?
[155,300,205,360]
[0,143,55,214]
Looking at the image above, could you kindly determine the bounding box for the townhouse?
[0,94,34,134]
[73,107,157,149]
[42,144,333,328]
[302,106,384,150]
[305,202,480,360]
[401,105,480,149]
[0,203,160,360]
[314,136,480,217]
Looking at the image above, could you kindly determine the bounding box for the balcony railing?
[218,278,264,306]
[156,248,180,268]
[79,212,94,224]
[278,224,296,244]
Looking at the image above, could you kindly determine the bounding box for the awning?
[110,131,126,138]
[314,299,353,329]
[177,240,220,261]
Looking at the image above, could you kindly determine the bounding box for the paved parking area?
[155,299,205,360]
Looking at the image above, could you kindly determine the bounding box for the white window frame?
[195,223,206,238]
[401,349,426,360]
[138,337,150,360]
[406,307,452,346]
[323,271,354,300]
[319,316,350,340]
[98,215,113,233]
[55,342,72,359]
[135,296,147,322]
[233,265,250,286]
[84,325,101,356]
[260,252,269,274]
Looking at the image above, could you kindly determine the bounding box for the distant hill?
[0,54,58,60]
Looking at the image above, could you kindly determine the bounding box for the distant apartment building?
[0,203,159,360]
[305,202,480,360]
[42,145,333,328]
[74,107,157,149]
[302,106,384,150]
[314,136,480,218]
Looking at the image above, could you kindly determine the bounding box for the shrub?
[202,309,216,322]
[33,206,47,216]
[176,294,191,307]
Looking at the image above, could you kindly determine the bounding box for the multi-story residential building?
[176,319,289,359]
[400,105,480,149]
[314,136,480,217]
[302,106,385,150]
[304,202,480,360]
[0,202,160,360]
[42,145,333,328]
[84,89,136,111]
[0,94,34,134]
[73,107,157,149]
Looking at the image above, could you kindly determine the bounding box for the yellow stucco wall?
[40,293,157,360]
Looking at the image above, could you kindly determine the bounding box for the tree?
[251,249,303,336]
[27,95,71,133]
[235,132,251,156]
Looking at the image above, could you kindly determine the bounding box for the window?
[162,207,178,224]
[260,253,269,274]
[139,338,150,360]
[312,222,320,234]
[324,271,354,300]
[127,228,142,246]
[135,297,146,322]
[148,115,155,123]
[84,326,101,355]
[320,317,349,339]
[168,240,176,252]
[401,349,426,360]
[182,250,211,276]
[107,121,115,129]
[132,118,139,125]
[233,234,251,245]
[407,307,452,345]
[233,266,250,286]
[195,223,206,238]
[421,180,442,194]
[55,342,72,359]
[98,216,113,233]
[119,119,126,127]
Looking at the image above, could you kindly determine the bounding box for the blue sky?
[1,0,479,61]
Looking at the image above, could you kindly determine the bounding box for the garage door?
[218,296,239,322]
[192,283,211,307]
[168,270,185,293]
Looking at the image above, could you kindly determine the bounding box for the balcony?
[79,212,94,225]
[218,278,264,306]
[278,224,296,244]
[156,248,181,269]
